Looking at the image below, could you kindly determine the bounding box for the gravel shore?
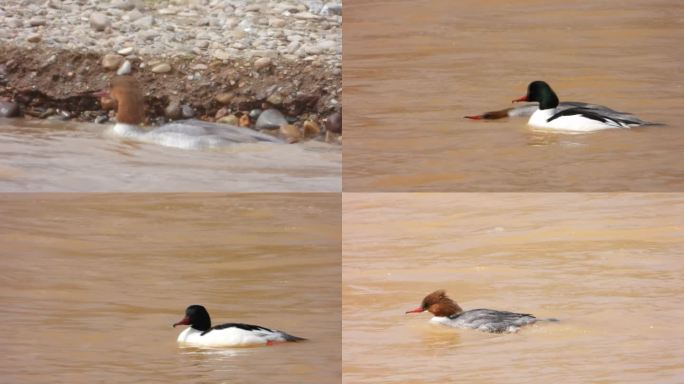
[0,0,342,142]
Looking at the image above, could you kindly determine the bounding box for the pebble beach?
[0,0,342,142]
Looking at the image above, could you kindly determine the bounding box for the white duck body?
[176,324,298,348]
[101,75,283,150]
[466,81,660,131]
[527,107,630,132]
[110,120,282,150]
[173,305,305,348]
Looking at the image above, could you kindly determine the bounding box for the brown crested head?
[109,75,145,124]
[406,289,463,317]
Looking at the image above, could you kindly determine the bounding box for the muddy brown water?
[343,0,684,191]
[0,119,341,192]
[0,194,341,384]
[343,193,684,383]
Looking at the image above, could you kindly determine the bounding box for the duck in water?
[405,290,541,333]
[95,76,282,150]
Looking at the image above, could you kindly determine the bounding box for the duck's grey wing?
[155,120,283,144]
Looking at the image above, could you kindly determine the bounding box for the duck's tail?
[538,318,560,322]
[281,332,307,342]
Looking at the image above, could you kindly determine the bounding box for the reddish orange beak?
[173,315,190,328]
[512,95,529,103]
[405,307,425,314]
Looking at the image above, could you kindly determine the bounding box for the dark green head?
[173,304,212,331]
[513,81,559,110]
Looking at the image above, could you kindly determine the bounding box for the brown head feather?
[110,76,145,124]
[421,289,463,317]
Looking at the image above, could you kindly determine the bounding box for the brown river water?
[343,193,684,383]
[343,0,684,191]
[0,119,341,192]
[0,194,341,383]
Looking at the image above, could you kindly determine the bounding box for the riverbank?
[0,0,341,143]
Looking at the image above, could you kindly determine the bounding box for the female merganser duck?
[405,290,537,333]
[466,81,660,132]
[95,76,282,149]
[173,305,306,347]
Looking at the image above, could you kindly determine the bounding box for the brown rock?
[29,17,46,27]
[280,124,302,142]
[215,92,234,105]
[266,93,283,105]
[102,53,124,70]
[239,114,251,127]
[303,120,321,137]
[27,33,41,43]
[254,57,272,71]
[217,115,239,126]
[215,107,229,119]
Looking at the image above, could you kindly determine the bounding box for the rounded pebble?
[164,99,182,119]
[215,92,234,105]
[254,57,272,71]
[266,93,283,105]
[255,108,287,130]
[151,63,171,73]
[303,120,321,137]
[27,33,41,43]
[325,109,341,134]
[89,12,110,32]
[117,47,134,55]
[217,115,239,126]
[102,53,124,70]
[29,17,46,27]
[215,107,229,119]
[181,104,195,118]
[0,101,20,118]
[280,124,302,141]
[249,109,262,119]
[239,114,251,127]
[116,60,131,75]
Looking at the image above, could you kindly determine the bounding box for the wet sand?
[343,193,684,383]
[343,0,684,191]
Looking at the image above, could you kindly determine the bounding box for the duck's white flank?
[177,326,293,348]
[528,108,627,132]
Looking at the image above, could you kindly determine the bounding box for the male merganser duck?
[405,290,537,333]
[465,81,660,132]
[95,76,282,149]
[173,305,306,347]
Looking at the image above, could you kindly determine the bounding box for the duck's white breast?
[429,316,457,327]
